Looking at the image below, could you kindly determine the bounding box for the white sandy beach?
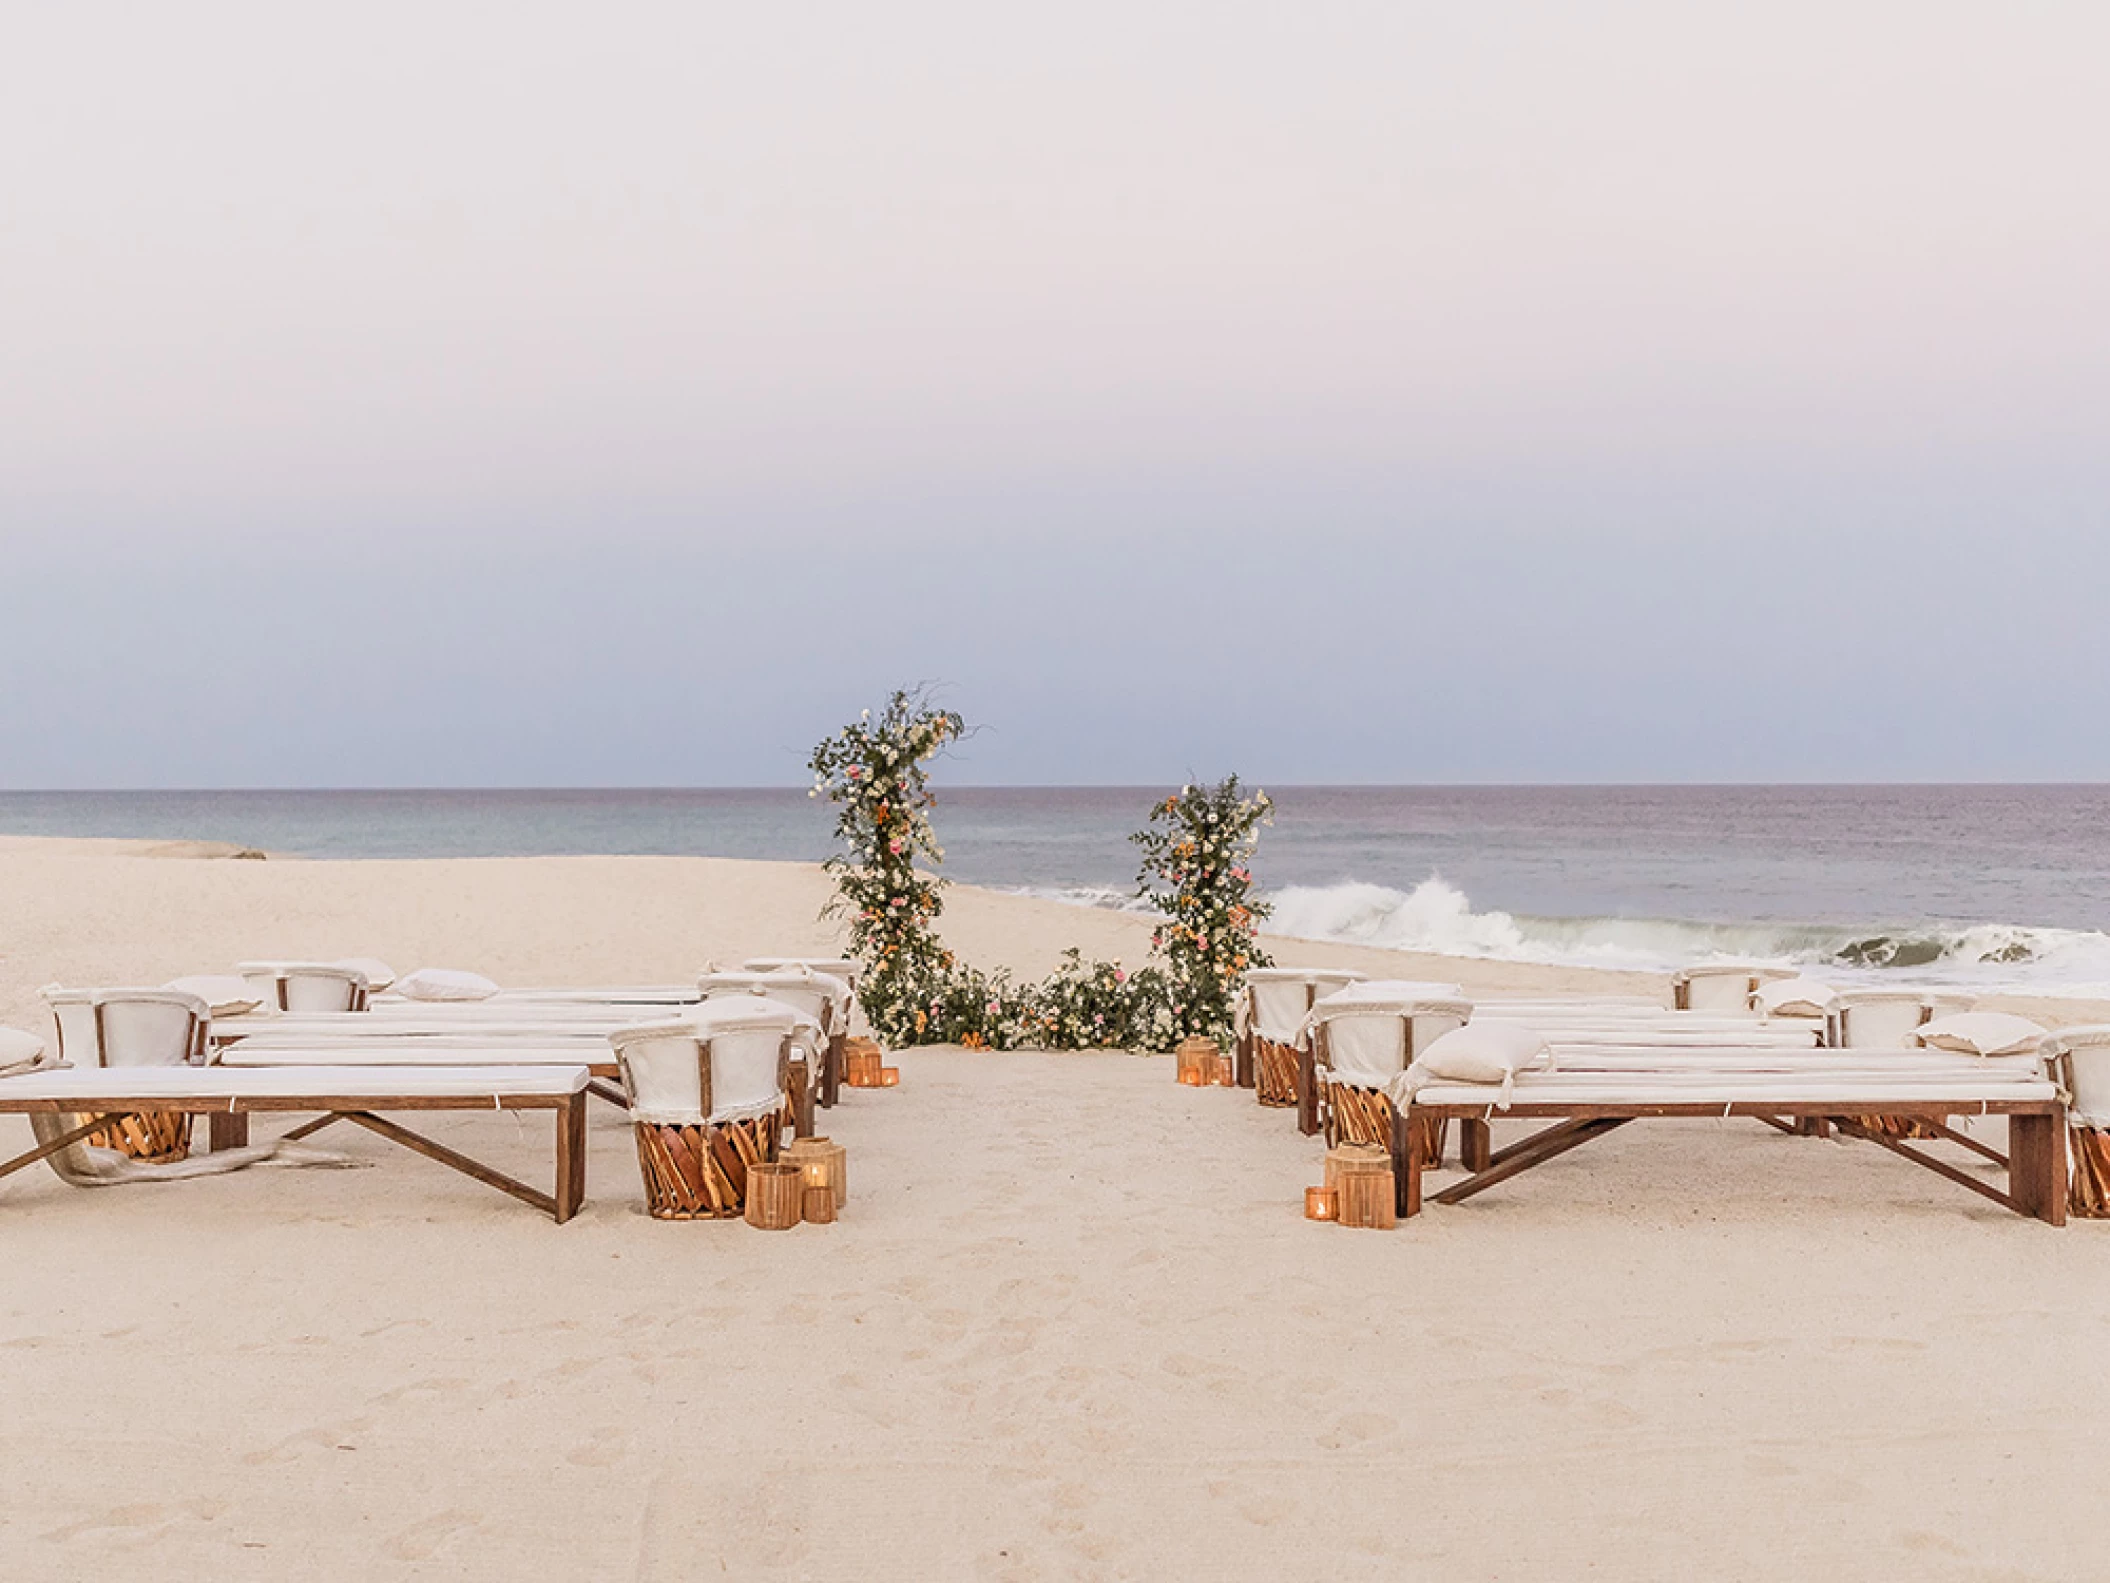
[5,837,2110,1580]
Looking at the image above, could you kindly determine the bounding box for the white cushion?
[165,975,266,1017]
[393,967,501,1003]
[1911,1011,2049,1058]
[1754,977,1837,1018]
[335,958,397,993]
[1402,1022,1553,1105]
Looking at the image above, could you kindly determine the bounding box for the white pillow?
[393,967,500,1003]
[164,975,265,1017]
[1403,1022,1553,1106]
[1912,1011,2049,1058]
[0,1027,47,1073]
[1755,977,1837,1018]
[335,958,397,994]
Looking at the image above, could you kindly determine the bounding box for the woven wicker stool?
[1254,1036,1300,1108]
[634,1110,784,1220]
[84,1111,195,1164]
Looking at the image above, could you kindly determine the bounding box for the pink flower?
[1114,969,1127,983]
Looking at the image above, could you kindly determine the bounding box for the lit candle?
[1305,1187,1338,1222]
[879,1068,900,1087]
[1179,1068,1203,1086]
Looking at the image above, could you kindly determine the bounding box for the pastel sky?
[3,3,2105,786]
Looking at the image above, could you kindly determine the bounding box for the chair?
[2052,1025,2110,1218]
[238,962,371,1013]
[1671,964,1794,1012]
[1235,969,1367,1105]
[41,987,211,1162]
[1305,992,1472,1161]
[612,1011,803,1220]
[1828,989,1980,1142]
[743,957,860,995]
[700,970,850,1107]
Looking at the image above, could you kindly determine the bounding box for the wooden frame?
[1396,1098,2068,1226]
[0,1089,587,1223]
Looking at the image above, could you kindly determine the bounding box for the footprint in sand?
[385,1509,481,1561]
[565,1426,628,1468]
[1317,1411,1397,1449]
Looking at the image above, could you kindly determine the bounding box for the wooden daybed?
[0,1064,592,1223]
[1393,1071,2068,1225]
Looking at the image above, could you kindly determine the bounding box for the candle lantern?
[744,1161,804,1230]
[1176,1036,1221,1086]
[801,1185,837,1225]
[784,1135,848,1209]
[878,1067,900,1087]
[1305,1186,1339,1222]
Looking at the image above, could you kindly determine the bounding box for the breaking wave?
[1260,878,2110,995]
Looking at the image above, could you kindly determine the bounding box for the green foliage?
[808,689,966,1044]
[812,693,1268,1052]
[1132,777,1275,1044]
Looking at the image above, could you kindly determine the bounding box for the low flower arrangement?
[810,690,1270,1052]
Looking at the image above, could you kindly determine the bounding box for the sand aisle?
[4,842,2108,1579]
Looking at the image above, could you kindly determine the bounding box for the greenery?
[1132,777,1274,1044]
[811,691,1271,1052]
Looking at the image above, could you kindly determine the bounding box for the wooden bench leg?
[0,1114,129,1183]
[2010,1113,2067,1226]
[1236,1033,1255,1090]
[1297,1047,1320,1137]
[1395,1107,1422,1219]
[555,1094,586,1224]
[210,1112,250,1151]
[1460,1118,1492,1173]
[821,1034,843,1109]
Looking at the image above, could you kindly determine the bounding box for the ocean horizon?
[6,784,2109,997]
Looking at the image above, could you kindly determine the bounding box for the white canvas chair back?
[742,957,860,993]
[1243,969,1365,1043]
[43,988,210,1068]
[611,1019,791,1127]
[1672,965,1791,1012]
[1308,970,1366,1002]
[2054,1026,2110,1130]
[1831,990,1932,1049]
[699,970,846,1034]
[1309,996,1472,1090]
[238,963,370,1013]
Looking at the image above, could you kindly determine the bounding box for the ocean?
[4,786,2108,996]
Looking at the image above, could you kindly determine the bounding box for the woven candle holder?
[801,1185,837,1225]
[842,1039,884,1088]
[743,1160,804,1230]
[1175,1036,1220,1085]
[785,1135,848,1209]
[1325,1143,1396,1230]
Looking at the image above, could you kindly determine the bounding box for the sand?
[4,837,2109,1581]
